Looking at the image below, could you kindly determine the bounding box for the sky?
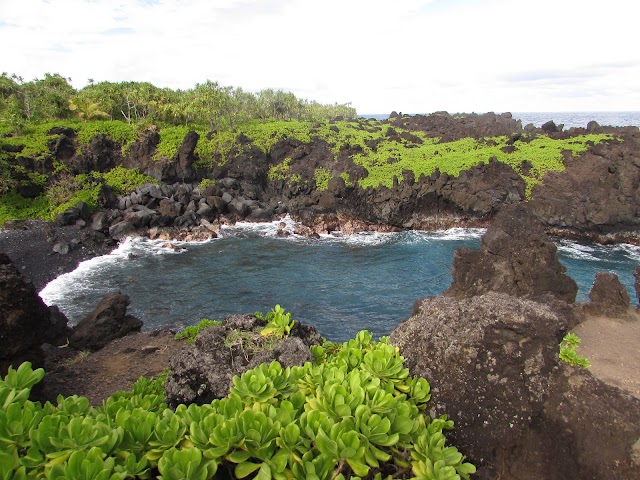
[1,0,639,114]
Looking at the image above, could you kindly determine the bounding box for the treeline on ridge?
[0,73,357,131]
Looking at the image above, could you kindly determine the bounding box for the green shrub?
[260,304,295,338]
[559,332,590,368]
[0,192,51,225]
[75,120,138,153]
[314,167,332,191]
[174,319,223,344]
[0,322,476,480]
[154,126,191,160]
[97,166,156,195]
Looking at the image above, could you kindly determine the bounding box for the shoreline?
[3,215,640,295]
[4,214,638,313]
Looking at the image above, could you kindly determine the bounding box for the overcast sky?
[2,0,639,114]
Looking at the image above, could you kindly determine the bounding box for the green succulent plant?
[157,447,217,480]
[0,320,475,480]
[260,304,295,338]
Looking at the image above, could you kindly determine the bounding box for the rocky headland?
[2,111,640,288]
[2,113,640,479]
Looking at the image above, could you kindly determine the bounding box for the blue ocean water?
[40,220,640,342]
[358,112,640,129]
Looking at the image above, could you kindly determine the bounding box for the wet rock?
[586,272,630,315]
[391,292,572,468]
[70,292,143,352]
[634,266,640,305]
[173,212,197,229]
[0,253,71,375]
[229,198,251,218]
[445,204,578,302]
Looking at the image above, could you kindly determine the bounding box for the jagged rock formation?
[444,204,578,302]
[586,272,631,315]
[0,253,70,375]
[391,292,574,466]
[390,208,640,479]
[70,291,143,351]
[529,128,640,241]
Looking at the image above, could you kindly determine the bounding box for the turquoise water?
[40,221,640,341]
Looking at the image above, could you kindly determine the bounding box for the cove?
[40,221,640,342]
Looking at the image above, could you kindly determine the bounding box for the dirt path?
[38,330,185,405]
[573,309,640,399]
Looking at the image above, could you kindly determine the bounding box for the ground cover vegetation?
[0,305,476,480]
[0,73,617,224]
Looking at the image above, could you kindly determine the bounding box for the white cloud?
[1,0,638,113]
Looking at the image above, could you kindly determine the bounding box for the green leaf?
[226,450,251,464]
[346,458,370,477]
[235,461,262,478]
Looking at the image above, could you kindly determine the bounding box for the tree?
[69,97,109,121]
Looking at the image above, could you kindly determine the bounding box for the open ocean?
[40,219,640,342]
[359,111,640,129]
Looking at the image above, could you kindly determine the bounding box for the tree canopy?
[0,73,357,132]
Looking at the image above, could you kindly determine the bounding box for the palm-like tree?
[69,97,109,121]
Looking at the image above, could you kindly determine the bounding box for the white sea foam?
[558,239,640,263]
[219,216,485,246]
[38,237,189,308]
[557,240,598,260]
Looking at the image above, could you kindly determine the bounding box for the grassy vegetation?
[0,167,155,225]
[351,132,614,195]
[314,167,332,191]
[154,125,191,160]
[0,116,618,225]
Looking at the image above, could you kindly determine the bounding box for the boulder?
[0,253,70,375]
[390,292,573,467]
[55,206,81,226]
[70,292,143,351]
[541,120,561,132]
[586,272,630,315]
[91,211,109,232]
[228,198,251,218]
[158,198,182,218]
[445,204,578,302]
[52,240,72,255]
[165,314,322,408]
[108,221,137,241]
[123,204,157,228]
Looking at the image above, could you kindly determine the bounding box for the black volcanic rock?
[70,291,143,351]
[0,253,71,375]
[586,272,630,315]
[165,314,322,408]
[445,204,578,302]
[391,292,573,467]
